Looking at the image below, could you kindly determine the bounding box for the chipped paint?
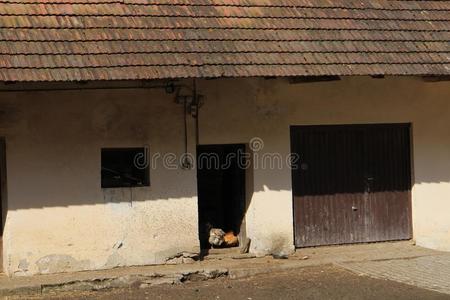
[36,255,91,275]
[1,77,450,276]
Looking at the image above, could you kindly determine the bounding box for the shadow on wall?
[0,84,297,212]
[2,76,450,212]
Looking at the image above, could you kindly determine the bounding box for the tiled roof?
[0,0,449,81]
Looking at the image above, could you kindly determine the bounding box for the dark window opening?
[101,148,150,188]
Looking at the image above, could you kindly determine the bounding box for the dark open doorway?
[0,138,6,273]
[197,144,246,250]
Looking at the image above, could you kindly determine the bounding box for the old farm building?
[0,1,449,276]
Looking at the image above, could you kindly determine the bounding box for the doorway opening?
[0,138,6,273]
[197,144,246,252]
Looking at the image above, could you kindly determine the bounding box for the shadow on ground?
[19,265,450,300]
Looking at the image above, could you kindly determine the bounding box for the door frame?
[0,138,6,236]
[196,143,247,250]
[290,123,414,248]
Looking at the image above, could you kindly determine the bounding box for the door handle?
[365,176,374,182]
[352,206,358,211]
[365,177,374,193]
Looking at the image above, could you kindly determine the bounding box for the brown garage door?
[291,124,412,248]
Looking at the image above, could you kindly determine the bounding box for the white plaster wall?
[197,77,450,255]
[1,88,199,276]
[1,76,450,276]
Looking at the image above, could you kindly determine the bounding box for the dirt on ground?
[17,265,450,300]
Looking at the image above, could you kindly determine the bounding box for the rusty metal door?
[291,124,412,248]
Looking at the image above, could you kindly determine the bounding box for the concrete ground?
[13,266,450,300]
[1,241,450,298]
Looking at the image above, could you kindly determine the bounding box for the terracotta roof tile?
[0,0,449,81]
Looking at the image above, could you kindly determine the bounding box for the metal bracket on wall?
[173,80,205,169]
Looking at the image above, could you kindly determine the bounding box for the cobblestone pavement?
[18,265,450,300]
[339,254,450,295]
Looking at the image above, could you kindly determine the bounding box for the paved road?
[24,265,450,300]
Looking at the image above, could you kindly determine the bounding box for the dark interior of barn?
[197,144,246,250]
